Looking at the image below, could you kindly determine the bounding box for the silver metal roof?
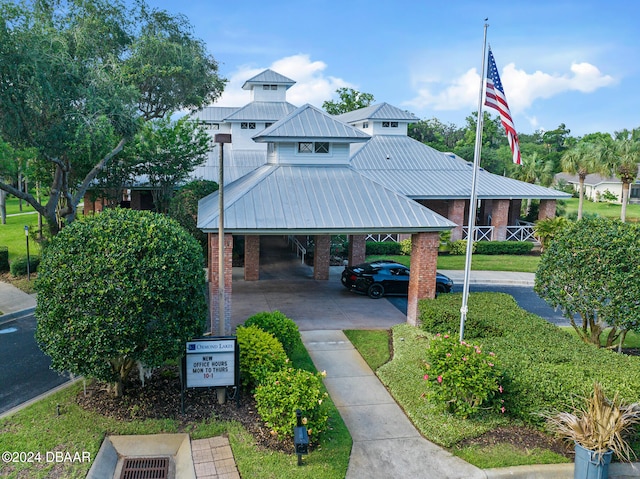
[191,149,267,184]
[351,136,570,200]
[242,69,295,90]
[198,164,456,234]
[224,101,297,121]
[253,104,370,143]
[336,103,420,123]
[191,107,240,122]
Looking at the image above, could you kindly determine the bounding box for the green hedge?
[10,255,40,277]
[0,246,8,272]
[419,292,640,425]
[475,241,533,255]
[365,241,402,255]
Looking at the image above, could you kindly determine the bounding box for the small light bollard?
[293,409,309,466]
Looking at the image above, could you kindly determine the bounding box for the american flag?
[484,48,521,165]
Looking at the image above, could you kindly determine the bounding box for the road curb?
[0,307,36,325]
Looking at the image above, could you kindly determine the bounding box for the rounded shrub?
[254,367,329,439]
[10,255,40,277]
[244,311,300,355]
[236,324,288,390]
[35,208,207,396]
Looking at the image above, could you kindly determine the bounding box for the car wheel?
[367,283,384,299]
[436,284,446,294]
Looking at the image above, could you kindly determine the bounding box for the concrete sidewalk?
[302,329,486,479]
[0,280,36,322]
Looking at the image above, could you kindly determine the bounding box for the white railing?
[287,235,307,264]
[365,234,401,242]
[506,225,537,242]
[462,226,493,242]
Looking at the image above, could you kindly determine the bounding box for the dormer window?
[363,122,369,128]
[315,142,329,153]
[298,142,330,154]
[241,122,256,129]
[382,121,398,128]
[298,142,313,153]
[262,84,278,90]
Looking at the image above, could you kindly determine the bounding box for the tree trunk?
[577,177,585,220]
[109,356,136,397]
[621,182,630,222]
[0,189,6,224]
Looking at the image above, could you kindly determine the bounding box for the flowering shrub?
[236,325,288,391]
[254,367,329,439]
[423,333,504,417]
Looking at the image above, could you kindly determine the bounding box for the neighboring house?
[191,69,568,329]
[555,171,640,204]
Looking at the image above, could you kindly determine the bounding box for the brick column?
[244,235,260,281]
[208,233,233,335]
[407,232,440,326]
[313,235,331,280]
[490,199,510,241]
[348,235,366,266]
[538,199,557,220]
[448,199,466,241]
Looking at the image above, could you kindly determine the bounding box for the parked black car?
[341,260,453,299]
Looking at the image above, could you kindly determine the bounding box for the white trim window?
[298,142,330,154]
[241,122,256,129]
[382,121,398,128]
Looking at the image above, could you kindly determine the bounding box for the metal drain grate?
[120,457,170,479]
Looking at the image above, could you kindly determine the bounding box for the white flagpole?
[459,20,489,342]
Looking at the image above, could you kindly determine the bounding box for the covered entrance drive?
[228,236,408,331]
[198,104,456,335]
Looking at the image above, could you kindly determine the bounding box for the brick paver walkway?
[191,436,240,479]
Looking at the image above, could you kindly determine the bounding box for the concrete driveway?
[229,236,408,331]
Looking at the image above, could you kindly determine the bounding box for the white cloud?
[213,54,353,108]
[404,61,616,114]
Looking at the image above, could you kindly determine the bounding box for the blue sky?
[150,0,639,137]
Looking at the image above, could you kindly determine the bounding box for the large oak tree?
[0,0,225,234]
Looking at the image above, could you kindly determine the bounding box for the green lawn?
[366,254,540,273]
[561,197,640,222]
[1,195,43,261]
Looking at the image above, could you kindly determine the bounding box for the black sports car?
[341,260,453,299]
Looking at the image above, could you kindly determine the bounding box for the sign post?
[181,337,239,412]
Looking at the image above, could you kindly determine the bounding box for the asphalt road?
[386,284,570,327]
[0,314,69,415]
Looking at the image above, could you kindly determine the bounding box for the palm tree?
[560,142,599,220]
[511,152,554,215]
[599,139,640,222]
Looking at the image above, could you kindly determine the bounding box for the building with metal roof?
[88,67,568,331]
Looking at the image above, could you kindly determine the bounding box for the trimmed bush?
[0,246,8,272]
[254,367,329,438]
[244,311,300,356]
[448,240,475,255]
[365,241,401,255]
[419,292,640,425]
[10,255,40,277]
[236,324,288,390]
[399,238,412,255]
[475,241,533,255]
